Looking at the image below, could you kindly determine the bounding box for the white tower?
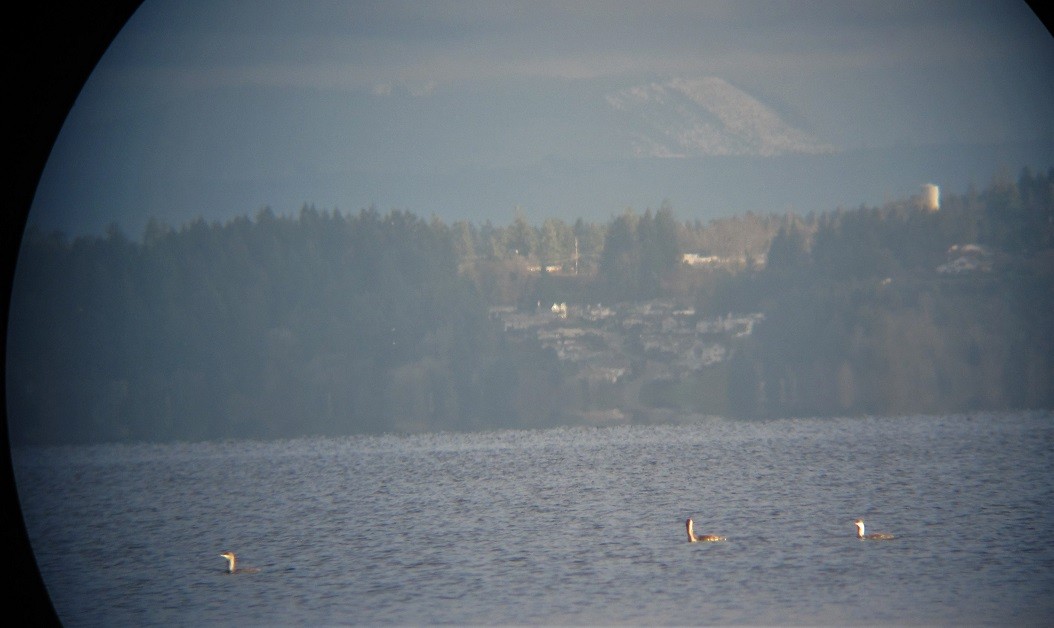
[921,183,940,211]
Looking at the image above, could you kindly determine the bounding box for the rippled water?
[12,413,1054,625]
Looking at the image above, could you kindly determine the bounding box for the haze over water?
[25,1,1054,236]
[14,412,1053,625]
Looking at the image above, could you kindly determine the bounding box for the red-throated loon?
[219,551,260,574]
[854,519,895,540]
[686,517,726,542]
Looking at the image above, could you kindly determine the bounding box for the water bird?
[685,517,726,542]
[219,551,260,574]
[854,519,895,540]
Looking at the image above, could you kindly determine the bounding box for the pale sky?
[29,0,1054,236]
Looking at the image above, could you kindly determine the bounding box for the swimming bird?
[686,517,726,542]
[219,551,260,574]
[854,519,895,540]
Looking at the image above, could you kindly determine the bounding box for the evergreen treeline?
[7,167,1053,444]
[7,207,573,443]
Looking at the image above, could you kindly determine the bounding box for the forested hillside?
[8,208,569,443]
[7,167,1053,444]
[721,168,1054,418]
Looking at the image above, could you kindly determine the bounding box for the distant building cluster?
[681,252,766,271]
[490,300,763,398]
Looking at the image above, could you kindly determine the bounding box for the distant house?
[682,253,761,271]
[937,244,992,274]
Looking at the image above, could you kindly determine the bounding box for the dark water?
[12,413,1054,625]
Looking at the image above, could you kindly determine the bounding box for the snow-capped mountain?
[607,77,838,158]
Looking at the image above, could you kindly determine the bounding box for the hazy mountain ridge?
[26,72,1051,239]
[607,77,839,158]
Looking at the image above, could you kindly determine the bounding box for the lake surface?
[12,412,1054,625]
